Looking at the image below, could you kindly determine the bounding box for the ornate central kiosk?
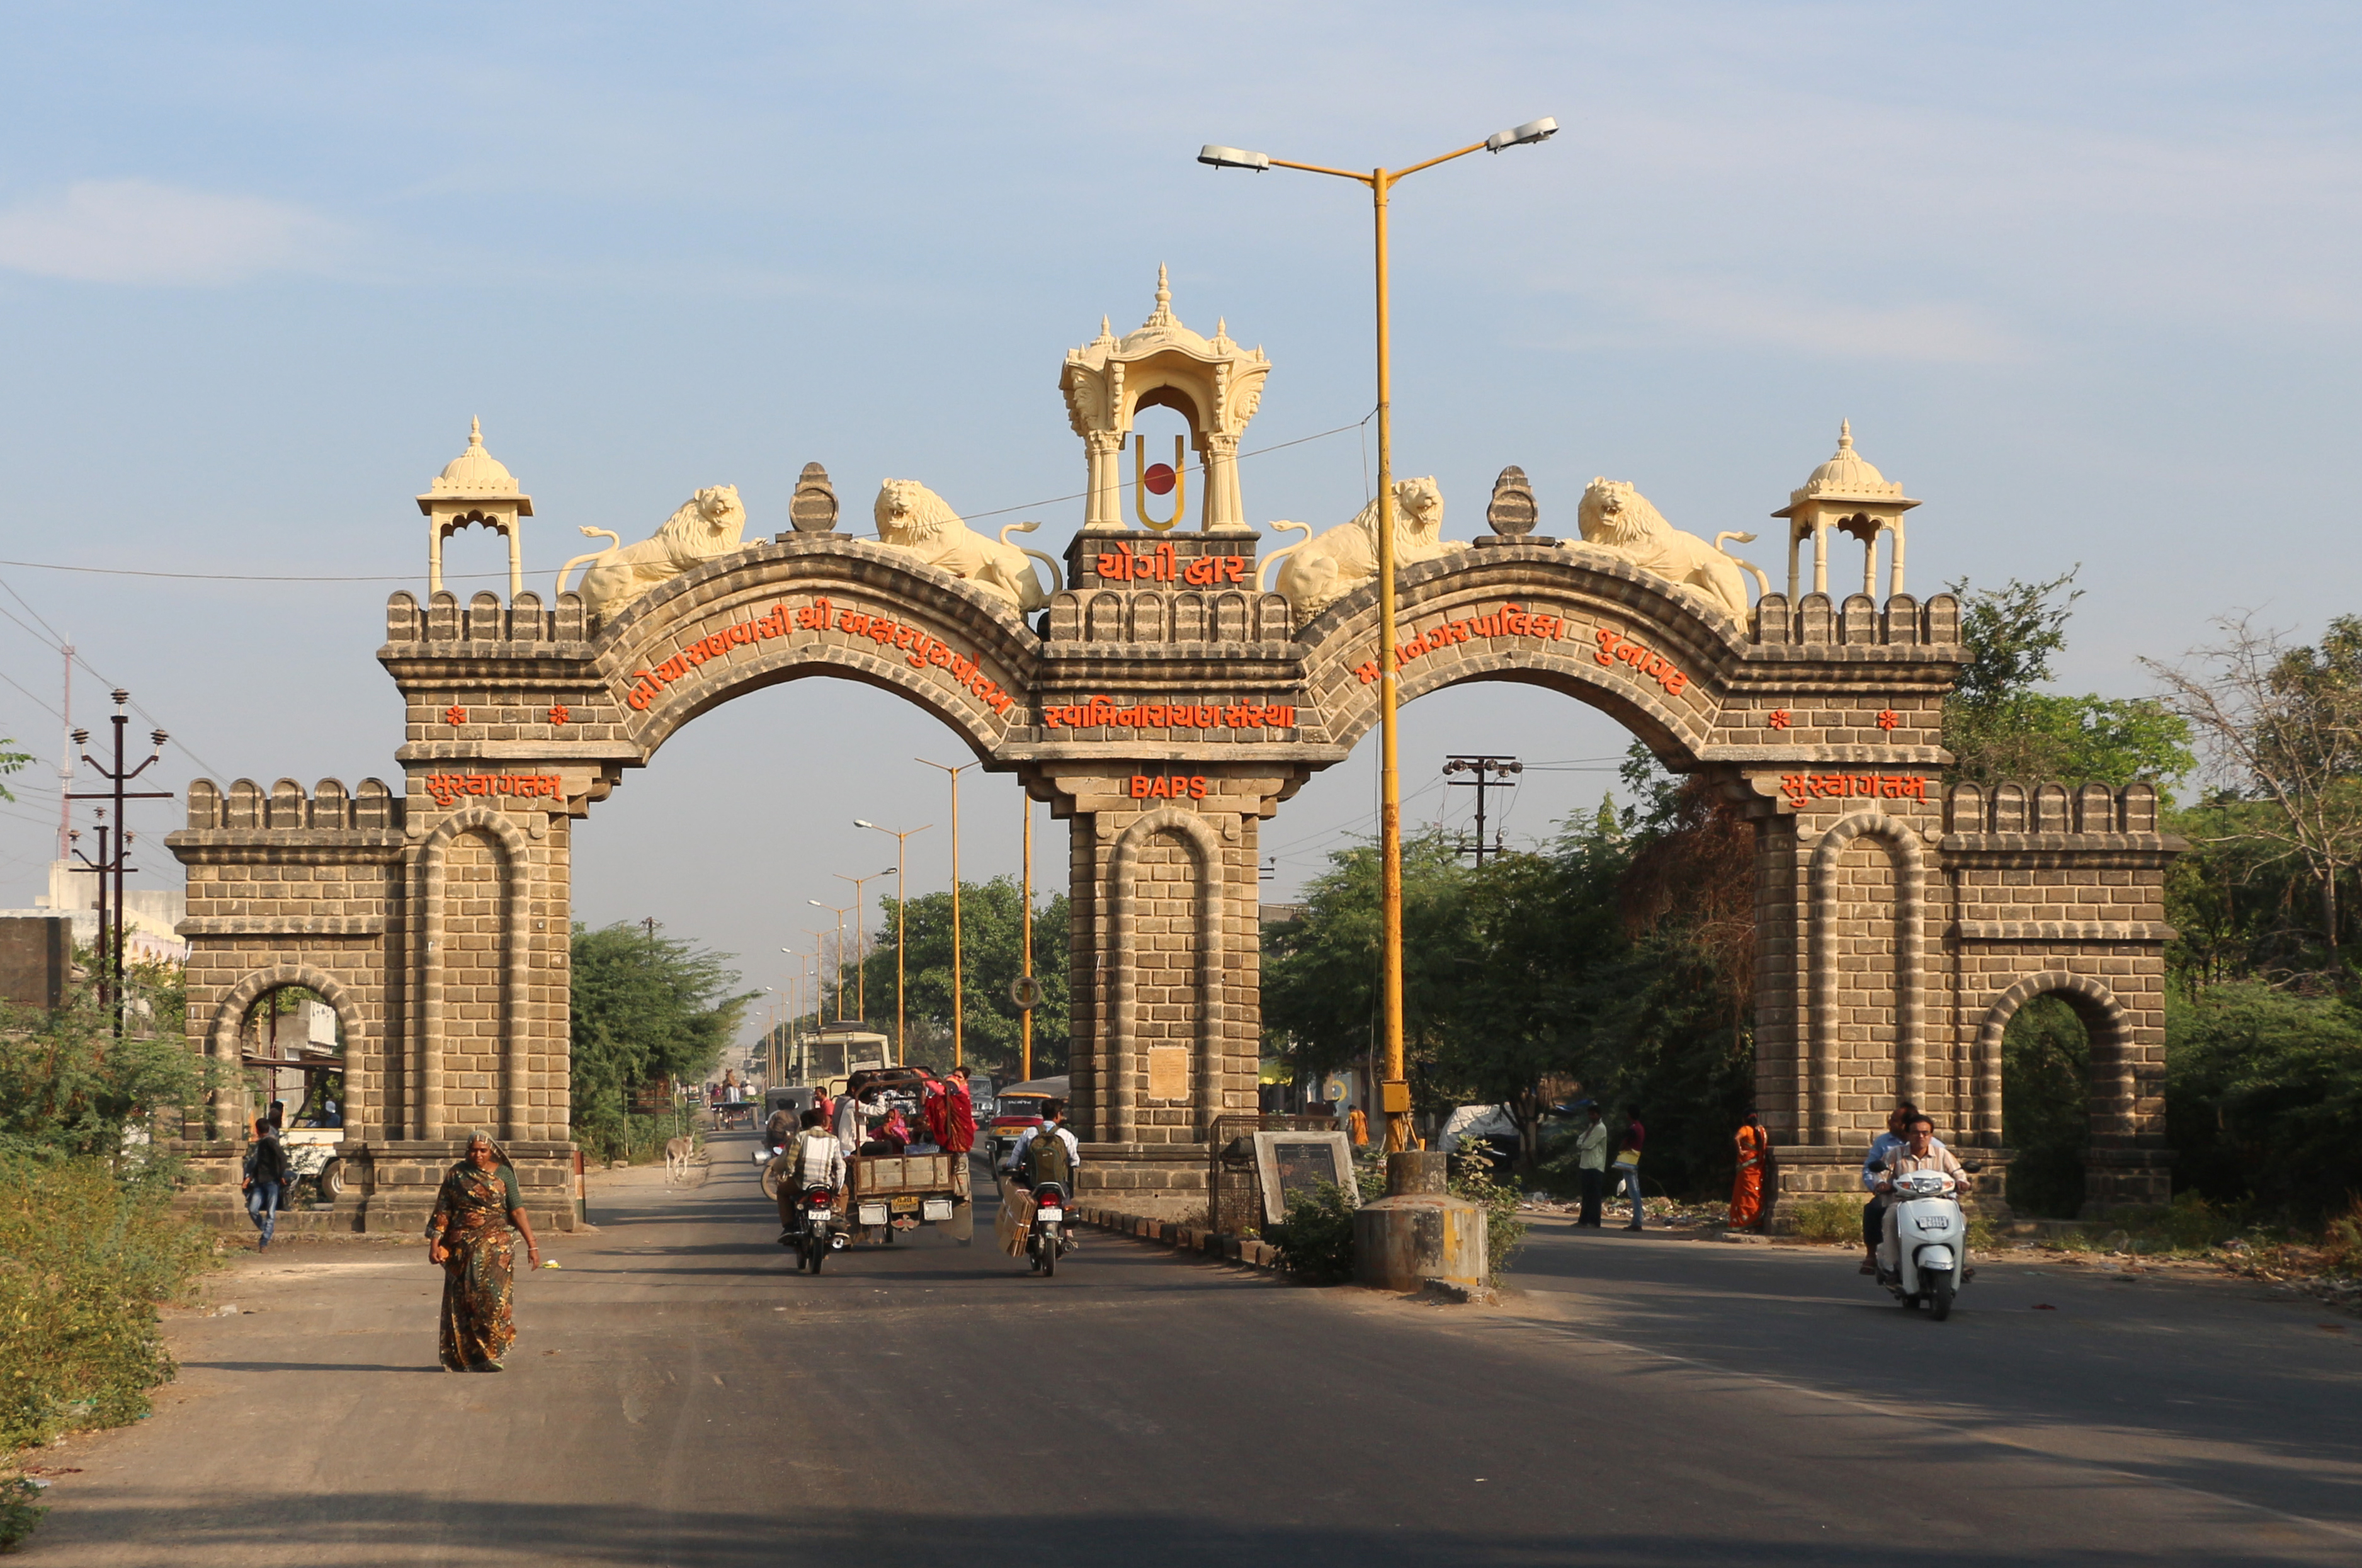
[170,276,2179,1230]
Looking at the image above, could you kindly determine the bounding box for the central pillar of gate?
[1017,529,1319,1212]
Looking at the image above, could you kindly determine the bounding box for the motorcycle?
[793,1186,836,1274]
[1026,1179,1069,1277]
[1875,1166,1977,1321]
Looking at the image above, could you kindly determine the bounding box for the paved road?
[23,1133,2359,1565]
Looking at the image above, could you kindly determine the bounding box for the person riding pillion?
[1873,1114,1970,1273]
[778,1107,849,1245]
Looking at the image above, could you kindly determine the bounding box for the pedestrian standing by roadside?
[1348,1104,1369,1148]
[1729,1108,1769,1230]
[241,1115,290,1249]
[1613,1106,1647,1230]
[427,1131,542,1373]
[1574,1102,1608,1226]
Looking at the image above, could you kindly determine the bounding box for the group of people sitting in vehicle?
[768,1067,983,1245]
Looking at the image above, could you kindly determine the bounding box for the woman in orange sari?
[1729,1110,1769,1230]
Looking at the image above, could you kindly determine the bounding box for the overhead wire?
[0,411,1380,586]
[0,572,229,781]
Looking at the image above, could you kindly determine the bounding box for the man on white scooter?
[1874,1114,1970,1273]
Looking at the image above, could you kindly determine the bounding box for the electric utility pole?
[65,690,170,1033]
[1442,755,1521,866]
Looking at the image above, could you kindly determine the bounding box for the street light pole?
[1199,117,1555,1154]
[833,869,897,1028]
[916,759,972,1069]
[808,901,854,1022]
[1021,790,1034,1083]
[855,821,929,1065]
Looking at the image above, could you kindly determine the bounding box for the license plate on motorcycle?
[1038,1214,1061,1227]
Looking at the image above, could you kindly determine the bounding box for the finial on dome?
[1156,262,1170,310]
[1101,315,1111,338]
[1839,418,1851,450]
[469,416,483,448]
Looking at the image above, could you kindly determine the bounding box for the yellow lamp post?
[1199,118,1555,1154]
[833,868,896,1025]
[855,821,931,1066]
[808,900,855,1022]
[916,759,974,1068]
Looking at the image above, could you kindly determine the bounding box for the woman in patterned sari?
[428,1132,542,1371]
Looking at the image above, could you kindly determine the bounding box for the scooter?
[1875,1167,1977,1321]
[1027,1180,1069,1278]
[794,1186,836,1274]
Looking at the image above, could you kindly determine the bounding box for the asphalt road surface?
[23,1132,2359,1566]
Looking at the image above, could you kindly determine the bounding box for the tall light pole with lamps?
[833,869,896,1026]
[808,900,855,1023]
[854,820,930,1065]
[1198,116,1556,1153]
[915,759,973,1068]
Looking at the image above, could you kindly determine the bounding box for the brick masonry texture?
[171,540,2178,1222]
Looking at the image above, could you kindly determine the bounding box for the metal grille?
[1208,1113,1339,1236]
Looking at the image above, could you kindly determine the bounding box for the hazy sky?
[1,3,2354,1037]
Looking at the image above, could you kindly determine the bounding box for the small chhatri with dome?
[1772,421,1919,602]
[419,417,533,599]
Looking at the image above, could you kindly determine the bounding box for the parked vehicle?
[1874,1165,1979,1321]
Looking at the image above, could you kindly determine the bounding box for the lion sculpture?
[872,479,1052,613]
[557,485,750,620]
[1271,475,1464,626]
[1574,478,1751,620]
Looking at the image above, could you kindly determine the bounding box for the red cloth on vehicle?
[927,1079,976,1154]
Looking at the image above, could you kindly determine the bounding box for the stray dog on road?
[664,1135,696,1183]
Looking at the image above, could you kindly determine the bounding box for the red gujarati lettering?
[1358,603,1569,685]
[616,598,1014,722]
[1777,773,1929,807]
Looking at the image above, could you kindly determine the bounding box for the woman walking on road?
[428,1131,542,1372]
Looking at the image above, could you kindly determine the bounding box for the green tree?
[1945,568,2195,789]
[569,921,752,1151]
[863,878,1069,1081]
[2166,983,2362,1219]
[0,734,27,801]
[1261,833,1475,1093]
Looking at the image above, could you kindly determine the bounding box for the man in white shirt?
[776,1109,848,1245]
[1874,1114,1970,1273]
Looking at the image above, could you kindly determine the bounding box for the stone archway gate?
[166,299,2179,1231]
[168,526,2179,1232]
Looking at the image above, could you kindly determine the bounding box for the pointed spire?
[469,415,484,448]
[1838,418,1852,451]
[1144,263,1176,328]
[1100,315,1111,339]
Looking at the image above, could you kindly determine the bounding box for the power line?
[0,574,227,781]
[0,412,1380,586]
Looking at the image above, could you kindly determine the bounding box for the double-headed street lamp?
[808,900,856,1022]
[832,869,895,1025]
[916,759,974,1068]
[855,819,930,1066]
[1200,116,1556,1154]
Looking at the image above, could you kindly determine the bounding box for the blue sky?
[0,3,2354,1030]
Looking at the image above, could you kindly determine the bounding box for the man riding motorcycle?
[776,1108,848,1246]
[1873,1114,1970,1274]
[1002,1098,1082,1254]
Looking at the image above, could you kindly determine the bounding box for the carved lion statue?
[872,479,1051,613]
[1271,475,1464,626]
[558,485,749,619]
[1574,478,1751,620]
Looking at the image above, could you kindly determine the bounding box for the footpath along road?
[18,1133,2359,1567]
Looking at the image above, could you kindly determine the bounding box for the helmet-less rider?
[777,1108,848,1247]
[1872,1114,1970,1273]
